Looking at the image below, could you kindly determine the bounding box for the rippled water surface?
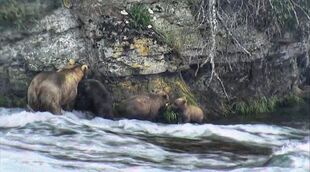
[0,107,309,172]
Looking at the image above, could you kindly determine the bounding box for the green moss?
[162,31,182,51]
[161,28,200,53]
[129,3,151,30]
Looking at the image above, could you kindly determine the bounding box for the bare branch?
[200,0,217,68]
[215,73,229,100]
[288,0,300,25]
[290,0,310,20]
[217,11,252,56]
[195,0,229,100]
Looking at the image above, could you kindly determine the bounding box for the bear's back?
[83,79,111,100]
[187,105,204,123]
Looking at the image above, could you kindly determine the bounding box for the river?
[0,105,309,172]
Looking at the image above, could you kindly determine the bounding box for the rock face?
[0,0,309,118]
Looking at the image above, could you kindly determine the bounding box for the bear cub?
[173,97,204,123]
[75,79,113,119]
[117,91,169,121]
[27,60,88,115]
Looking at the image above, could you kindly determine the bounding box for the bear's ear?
[162,93,169,100]
[81,64,88,71]
[181,98,187,105]
[68,59,75,65]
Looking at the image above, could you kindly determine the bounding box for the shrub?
[129,4,151,30]
[163,105,180,124]
[230,94,305,116]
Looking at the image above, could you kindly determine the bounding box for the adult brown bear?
[56,59,76,72]
[74,79,114,119]
[173,97,204,123]
[27,61,88,114]
[117,91,169,121]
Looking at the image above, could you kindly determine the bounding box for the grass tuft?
[129,4,151,30]
[231,94,305,116]
[163,105,180,124]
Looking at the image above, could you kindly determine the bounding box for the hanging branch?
[195,0,229,100]
[217,11,252,56]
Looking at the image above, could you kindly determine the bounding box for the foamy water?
[0,108,309,171]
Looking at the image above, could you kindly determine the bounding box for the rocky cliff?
[0,0,309,119]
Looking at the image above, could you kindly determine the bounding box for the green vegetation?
[230,94,305,116]
[162,31,183,51]
[129,3,152,30]
[175,79,198,106]
[279,94,305,107]
[231,97,279,116]
[163,105,179,124]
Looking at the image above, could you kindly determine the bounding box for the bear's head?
[60,62,89,83]
[173,97,187,111]
[156,90,170,106]
[74,64,89,76]
[57,59,77,72]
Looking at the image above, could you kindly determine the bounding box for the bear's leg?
[39,93,62,115]
[182,114,190,123]
[63,100,75,112]
[96,103,114,119]
[50,102,62,115]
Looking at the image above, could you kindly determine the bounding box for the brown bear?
[74,79,113,119]
[27,62,88,115]
[56,59,76,72]
[117,91,169,121]
[173,97,204,123]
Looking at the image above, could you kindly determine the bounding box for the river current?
[0,107,309,172]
